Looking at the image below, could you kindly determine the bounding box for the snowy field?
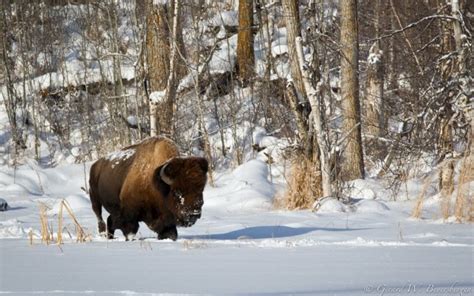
[0,160,473,296]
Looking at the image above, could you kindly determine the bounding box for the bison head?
[154,157,208,227]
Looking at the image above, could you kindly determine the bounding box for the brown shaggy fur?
[89,136,208,241]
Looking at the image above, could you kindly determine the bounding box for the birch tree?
[160,0,182,137]
[281,0,331,205]
[295,37,332,198]
[281,0,311,155]
[364,0,384,139]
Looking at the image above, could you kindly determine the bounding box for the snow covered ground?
[0,159,473,296]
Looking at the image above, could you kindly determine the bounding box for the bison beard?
[89,136,208,241]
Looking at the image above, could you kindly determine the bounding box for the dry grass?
[182,239,208,250]
[57,200,64,244]
[139,239,154,251]
[28,229,33,246]
[454,155,473,222]
[274,156,322,210]
[60,200,90,243]
[412,155,473,222]
[39,203,53,244]
[411,175,434,219]
[37,199,91,246]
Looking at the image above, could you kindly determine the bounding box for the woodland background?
[0,0,472,216]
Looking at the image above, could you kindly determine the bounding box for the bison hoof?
[158,226,177,241]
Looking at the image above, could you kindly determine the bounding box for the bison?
[89,136,208,241]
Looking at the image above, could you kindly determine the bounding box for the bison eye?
[174,190,184,205]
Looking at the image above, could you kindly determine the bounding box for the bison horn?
[160,163,174,185]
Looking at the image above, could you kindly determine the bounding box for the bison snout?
[178,210,202,227]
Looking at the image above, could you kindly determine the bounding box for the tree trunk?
[146,0,170,136]
[108,2,129,144]
[295,37,332,198]
[365,42,384,138]
[438,0,454,80]
[160,0,182,137]
[171,0,187,82]
[146,1,169,91]
[437,0,461,198]
[281,0,313,155]
[281,0,305,97]
[385,1,397,90]
[365,0,384,139]
[0,5,25,152]
[340,0,364,180]
[281,0,333,200]
[285,82,310,151]
[237,0,255,83]
[451,0,466,74]
[452,0,462,53]
[440,159,455,219]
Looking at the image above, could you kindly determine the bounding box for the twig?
[370,15,458,42]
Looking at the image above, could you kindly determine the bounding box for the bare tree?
[281,0,305,97]
[161,0,182,137]
[364,0,384,140]
[280,0,328,206]
[146,0,170,136]
[437,0,468,198]
[1,2,27,159]
[237,0,255,83]
[340,0,364,180]
[364,42,384,139]
[295,37,332,197]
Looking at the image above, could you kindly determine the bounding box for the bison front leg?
[146,219,178,241]
[97,220,107,235]
[158,225,177,241]
[121,220,139,241]
[107,215,139,241]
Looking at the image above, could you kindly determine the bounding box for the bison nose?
[196,199,203,208]
[187,210,201,221]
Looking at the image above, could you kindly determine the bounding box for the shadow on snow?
[182,225,368,240]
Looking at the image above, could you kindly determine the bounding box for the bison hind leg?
[158,225,177,241]
[106,215,120,239]
[90,191,107,236]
